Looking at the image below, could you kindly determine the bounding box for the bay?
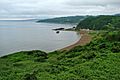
[0,21,80,56]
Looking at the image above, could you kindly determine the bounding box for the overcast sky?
[0,0,120,19]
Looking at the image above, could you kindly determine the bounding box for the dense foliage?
[37,16,86,24]
[76,15,120,30]
[0,29,120,80]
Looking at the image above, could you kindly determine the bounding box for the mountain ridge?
[37,16,87,24]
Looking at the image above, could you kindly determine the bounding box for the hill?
[76,15,120,30]
[37,16,86,24]
[115,13,120,16]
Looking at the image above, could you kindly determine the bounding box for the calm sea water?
[0,21,80,56]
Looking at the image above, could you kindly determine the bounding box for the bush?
[81,51,96,60]
[23,73,37,80]
[111,46,120,53]
[34,57,47,62]
[22,50,47,57]
[106,31,120,41]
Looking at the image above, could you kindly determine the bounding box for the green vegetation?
[76,15,120,30]
[0,29,120,80]
[37,16,86,24]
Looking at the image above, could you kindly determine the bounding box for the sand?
[60,30,92,51]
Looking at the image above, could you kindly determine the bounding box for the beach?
[61,30,92,51]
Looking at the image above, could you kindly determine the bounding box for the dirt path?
[60,30,92,51]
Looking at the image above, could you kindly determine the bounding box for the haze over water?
[0,21,80,56]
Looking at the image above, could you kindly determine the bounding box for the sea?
[0,20,80,56]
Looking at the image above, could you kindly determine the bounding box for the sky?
[0,0,120,19]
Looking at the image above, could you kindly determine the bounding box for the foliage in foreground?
[0,30,120,80]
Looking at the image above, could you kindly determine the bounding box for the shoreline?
[60,30,92,51]
[0,30,92,57]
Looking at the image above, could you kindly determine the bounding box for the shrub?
[81,51,96,60]
[111,46,120,53]
[106,31,120,41]
[23,50,47,57]
[23,73,37,80]
[34,57,47,62]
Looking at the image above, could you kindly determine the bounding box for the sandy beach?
[61,30,92,51]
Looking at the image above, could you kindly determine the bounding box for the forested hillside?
[76,15,120,30]
[37,16,86,24]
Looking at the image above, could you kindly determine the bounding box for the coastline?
[60,30,92,51]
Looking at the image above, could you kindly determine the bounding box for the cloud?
[65,0,120,6]
[0,0,120,18]
[64,0,120,15]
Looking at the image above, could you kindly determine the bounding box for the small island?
[52,27,76,31]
